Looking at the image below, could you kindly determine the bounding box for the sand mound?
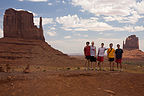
[0,38,82,67]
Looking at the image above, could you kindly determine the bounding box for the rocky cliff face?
[3,8,45,41]
[123,35,139,50]
[0,8,81,69]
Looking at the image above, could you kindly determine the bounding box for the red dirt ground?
[0,70,144,96]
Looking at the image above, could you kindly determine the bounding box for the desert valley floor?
[0,56,144,96]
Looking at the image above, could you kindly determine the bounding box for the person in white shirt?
[90,41,97,70]
[97,43,107,71]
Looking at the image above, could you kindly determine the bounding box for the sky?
[0,0,144,55]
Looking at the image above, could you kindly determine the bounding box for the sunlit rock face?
[123,35,139,50]
[3,8,45,41]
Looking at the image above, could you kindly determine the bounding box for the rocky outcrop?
[122,35,144,59]
[3,8,45,41]
[123,35,139,50]
[0,8,82,70]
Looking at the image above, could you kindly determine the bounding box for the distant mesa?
[3,8,45,41]
[123,35,139,50]
[122,35,144,60]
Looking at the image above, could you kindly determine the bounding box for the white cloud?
[61,27,73,31]
[72,0,136,16]
[19,0,24,1]
[48,2,52,6]
[71,0,144,24]
[64,36,71,39]
[62,0,66,4]
[34,17,54,26]
[47,31,56,36]
[103,10,144,24]
[115,26,144,32]
[56,14,144,32]
[134,26,144,32]
[56,14,114,32]
[56,14,80,28]
[62,27,88,32]
[50,27,56,30]
[80,9,85,13]
[135,1,144,14]
[73,28,88,31]
[83,34,88,37]
[73,33,88,37]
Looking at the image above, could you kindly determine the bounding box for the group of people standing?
[84,41,123,71]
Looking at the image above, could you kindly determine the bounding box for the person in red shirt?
[84,42,90,70]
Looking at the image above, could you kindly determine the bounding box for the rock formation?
[123,35,139,50]
[122,35,144,59]
[3,8,45,41]
[0,8,82,71]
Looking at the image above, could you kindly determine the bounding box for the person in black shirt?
[115,44,123,71]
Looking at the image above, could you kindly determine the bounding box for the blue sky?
[0,0,144,54]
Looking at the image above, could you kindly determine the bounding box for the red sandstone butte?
[0,8,82,67]
[123,35,139,50]
[3,8,45,41]
[122,35,144,59]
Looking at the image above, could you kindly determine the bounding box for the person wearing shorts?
[90,41,97,70]
[97,43,107,71]
[115,44,123,71]
[84,42,91,70]
[107,43,115,71]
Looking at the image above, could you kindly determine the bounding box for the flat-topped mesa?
[3,8,45,41]
[123,35,139,50]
